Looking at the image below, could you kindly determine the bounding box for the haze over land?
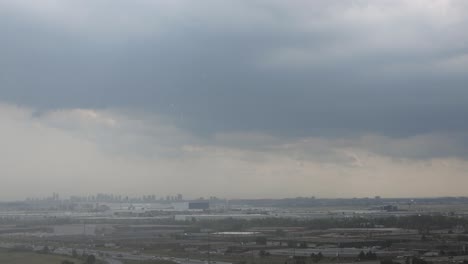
[1,0,468,199]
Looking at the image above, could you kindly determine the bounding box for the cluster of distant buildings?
[25,193,186,203]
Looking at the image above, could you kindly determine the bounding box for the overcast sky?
[1,0,468,200]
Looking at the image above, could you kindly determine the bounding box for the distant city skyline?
[15,192,468,203]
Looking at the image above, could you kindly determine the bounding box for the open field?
[0,248,79,264]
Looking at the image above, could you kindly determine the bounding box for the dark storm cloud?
[4,1,468,199]
[1,0,468,141]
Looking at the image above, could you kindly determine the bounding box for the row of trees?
[258,250,324,262]
[61,255,96,264]
[358,251,377,260]
[289,252,324,264]
[60,254,95,264]
[192,215,468,232]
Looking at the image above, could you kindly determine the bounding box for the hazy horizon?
[9,191,468,203]
[1,1,468,200]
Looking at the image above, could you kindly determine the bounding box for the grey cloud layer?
[2,103,468,199]
[1,1,468,157]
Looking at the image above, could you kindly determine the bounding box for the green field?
[0,249,80,264]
